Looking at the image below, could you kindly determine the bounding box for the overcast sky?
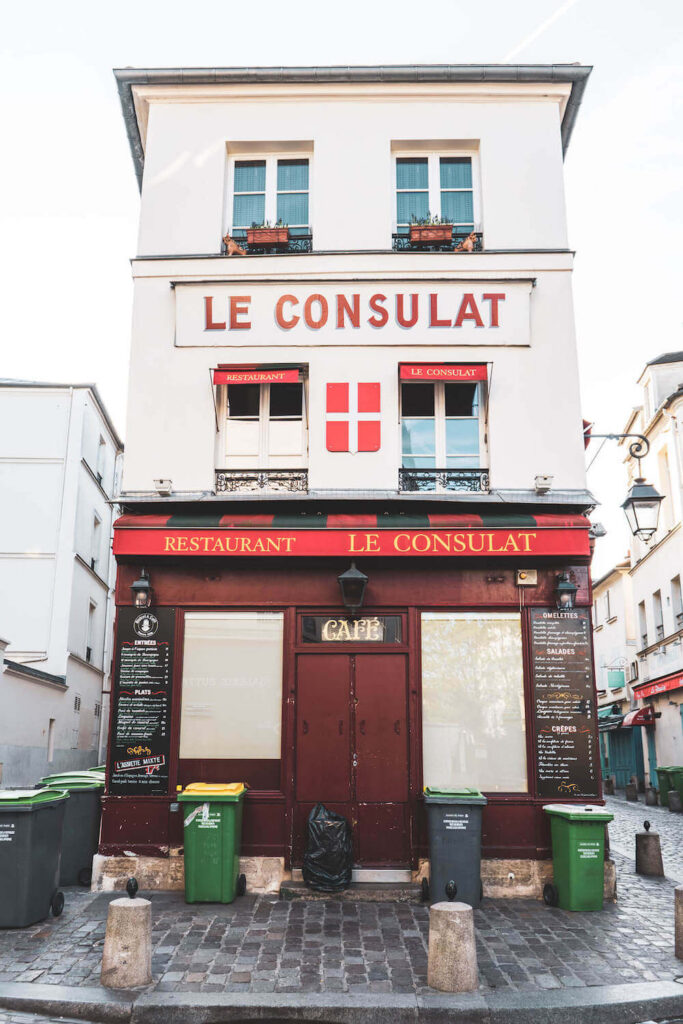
[2,0,682,574]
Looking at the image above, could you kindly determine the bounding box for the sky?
[1,0,682,575]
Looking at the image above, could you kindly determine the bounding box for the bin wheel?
[421,877,430,902]
[50,891,65,917]
[543,883,559,907]
[236,873,247,897]
[77,867,92,888]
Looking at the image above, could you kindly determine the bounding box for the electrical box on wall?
[516,569,538,586]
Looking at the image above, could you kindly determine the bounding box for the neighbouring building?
[0,381,123,786]
[98,64,602,897]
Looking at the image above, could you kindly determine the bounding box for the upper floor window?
[399,379,487,492]
[230,157,310,239]
[394,154,477,247]
[672,575,683,628]
[223,381,308,469]
[653,589,664,640]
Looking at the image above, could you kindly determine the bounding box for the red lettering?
[454,293,484,328]
[275,294,300,330]
[429,293,451,328]
[482,293,505,327]
[229,295,251,330]
[396,293,419,328]
[368,294,388,328]
[304,294,329,329]
[204,296,226,331]
[336,294,360,328]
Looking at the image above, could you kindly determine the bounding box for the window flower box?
[246,226,289,246]
[409,223,452,244]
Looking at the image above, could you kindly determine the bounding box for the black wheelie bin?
[0,788,68,927]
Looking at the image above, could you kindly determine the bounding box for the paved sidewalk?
[605,793,683,882]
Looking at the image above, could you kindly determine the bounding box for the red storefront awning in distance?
[622,706,655,727]
[213,365,301,384]
[113,511,591,559]
[632,671,683,701]
[399,363,487,382]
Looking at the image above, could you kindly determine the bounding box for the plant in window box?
[246,219,290,246]
[409,213,453,244]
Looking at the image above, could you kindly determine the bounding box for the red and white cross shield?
[326,382,381,453]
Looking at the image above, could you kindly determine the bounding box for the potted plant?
[409,213,453,244]
[246,219,289,246]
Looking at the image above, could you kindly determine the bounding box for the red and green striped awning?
[113,512,590,559]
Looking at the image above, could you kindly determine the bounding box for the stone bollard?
[427,902,478,993]
[603,777,615,796]
[101,879,152,989]
[669,790,682,813]
[676,885,683,960]
[625,782,638,802]
[635,821,664,877]
[645,787,658,806]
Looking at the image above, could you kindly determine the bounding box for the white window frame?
[672,575,683,627]
[399,380,487,470]
[226,154,312,235]
[219,379,309,469]
[393,151,481,232]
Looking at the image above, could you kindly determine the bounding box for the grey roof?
[3,659,66,688]
[647,352,683,366]
[114,64,592,189]
[0,379,123,450]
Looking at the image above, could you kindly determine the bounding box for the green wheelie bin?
[666,766,683,805]
[39,771,105,886]
[657,767,676,807]
[0,788,68,927]
[543,804,613,911]
[179,783,247,903]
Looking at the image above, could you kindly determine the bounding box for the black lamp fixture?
[555,572,578,611]
[337,562,368,618]
[131,567,152,609]
[588,432,664,543]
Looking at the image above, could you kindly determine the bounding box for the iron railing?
[215,469,308,493]
[392,230,483,253]
[399,468,489,493]
[221,233,313,256]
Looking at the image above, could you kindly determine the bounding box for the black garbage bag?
[302,803,353,892]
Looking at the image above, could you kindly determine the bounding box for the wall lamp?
[337,562,368,618]
[555,572,578,611]
[588,433,664,542]
[131,567,153,609]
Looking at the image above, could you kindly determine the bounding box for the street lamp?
[587,432,664,542]
[555,572,578,611]
[337,562,368,618]
[131,568,152,609]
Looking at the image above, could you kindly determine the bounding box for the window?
[653,590,664,640]
[73,694,81,713]
[230,157,310,238]
[86,601,96,663]
[96,435,106,485]
[672,576,683,627]
[395,155,476,237]
[639,601,648,648]
[224,381,307,468]
[605,590,612,620]
[47,718,55,763]
[91,514,101,573]
[630,660,639,681]
[593,600,600,627]
[421,611,527,792]
[400,380,485,490]
[179,612,284,760]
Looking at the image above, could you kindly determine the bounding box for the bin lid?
[178,782,246,802]
[543,803,613,822]
[39,773,103,790]
[0,788,69,805]
[423,786,487,805]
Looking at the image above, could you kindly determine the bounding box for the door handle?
[359,720,366,735]
[394,720,401,735]
[302,720,309,735]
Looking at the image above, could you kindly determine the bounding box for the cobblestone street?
[606,794,683,883]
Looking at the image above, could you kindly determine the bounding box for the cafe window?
[179,612,284,760]
[421,611,527,792]
[224,381,307,468]
[400,381,485,481]
[230,157,310,238]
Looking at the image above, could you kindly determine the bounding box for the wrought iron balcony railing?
[215,469,308,494]
[399,468,489,493]
[392,230,483,253]
[221,233,313,256]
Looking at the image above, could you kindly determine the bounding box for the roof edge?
[0,379,124,451]
[113,63,592,190]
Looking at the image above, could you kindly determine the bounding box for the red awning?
[400,363,487,382]
[213,365,301,385]
[113,511,590,559]
[622,706,655,727]
[632,671,683,701]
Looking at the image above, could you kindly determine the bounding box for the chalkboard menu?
[530,607,599,799]
[108,607,175,795]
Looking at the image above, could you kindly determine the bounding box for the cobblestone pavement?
[606,793,683,882]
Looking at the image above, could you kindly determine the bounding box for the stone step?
[280,880,425,903]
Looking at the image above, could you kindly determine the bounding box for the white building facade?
[0,382,123,786]
[101,65,601,896]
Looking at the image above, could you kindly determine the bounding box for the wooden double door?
[293,651,410,866]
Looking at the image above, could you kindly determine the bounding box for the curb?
[0,978,682,1024]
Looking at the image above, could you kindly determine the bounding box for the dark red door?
[294,651,409,866]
